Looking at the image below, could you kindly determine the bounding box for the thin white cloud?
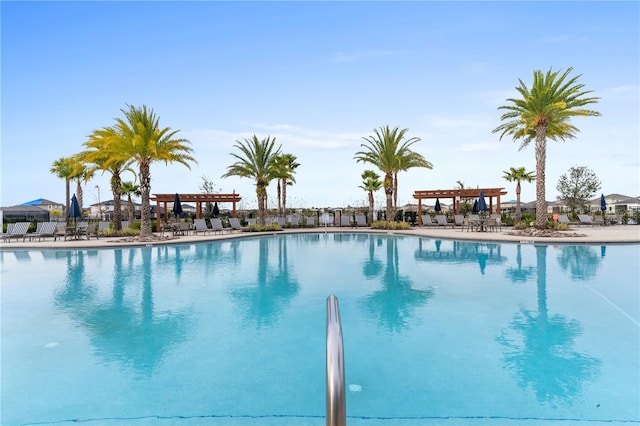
[542,34,589,43]
[331,49,393,63]
[599,85,639,101]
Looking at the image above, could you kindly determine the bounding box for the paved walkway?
[2,224,639,249]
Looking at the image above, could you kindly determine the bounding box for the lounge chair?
[229,217,248,232]
[210,218,227,234]
[288,216,300,227]
[435,215,453,228]
[340,215,352,227]
[85,222,100,239]
[193,218,212,235]
[2,222,31,242]
[454,215,464,227]
[355,215,368,227]
[304,216,316,227]
[121,220,129,229]
[489,214,503,232]
[558,214,572,226]
[247,218,257,226]
[578,214,596,227]
[421,215,436,226]
[98,221,111,233]
[75,221,90,239]
[24,222,57,241]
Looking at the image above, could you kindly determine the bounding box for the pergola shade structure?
[151,193,242,232]
[413,188,507,226]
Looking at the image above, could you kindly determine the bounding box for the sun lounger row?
[420,214,503,232]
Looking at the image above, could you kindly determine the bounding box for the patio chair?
[98,221,111,233]
[121,220,129,229]
[229,217,248,232]
[489,214,503,232]
[558,214,572,226]
[435,215,453,228]
[454,215,464,227]
[193,218,212,235]
[75,221,90,240]
[355,215,368,227]
[340,215,352,227]
[2,222,31,242]
[247,218,257,226]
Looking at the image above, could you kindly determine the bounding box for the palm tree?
[222,135,281,225]
[50,156,74,220]
[108,105,196,237]
[359,170,382,224]
[274,153,300,216]
[121,180,141,226]
[493,67,600,228]
[80,126,136,232]
[502,167,536,222]
[355,126,432,221]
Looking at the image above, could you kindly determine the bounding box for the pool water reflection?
[1,234,638,425]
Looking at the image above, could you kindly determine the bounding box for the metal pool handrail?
[326,295,346,426]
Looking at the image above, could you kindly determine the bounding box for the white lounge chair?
[24,222,57,241]
[355,215,367,227]
[2,222,31,242]
[305,216,316,227]
[340,215,352,227]
[454,215,464,227]
[578,214,596,226]
[421,215,436,226]
[210,218,227,234]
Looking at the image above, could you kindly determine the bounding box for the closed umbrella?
[172,193,183,218]
[472,199,479,214]
[69,194,82,222]
[600,194,607,225]
[212,202,219,218]
[434,198,441,212]
[477,191,488,214]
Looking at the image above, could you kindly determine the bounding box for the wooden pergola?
[151,193,242,232]
[413,188,507,226]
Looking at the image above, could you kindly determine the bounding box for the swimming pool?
[2,234,639,425]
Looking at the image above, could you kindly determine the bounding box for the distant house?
[89,199,140,220]
[0,198,64,222]
[19,198,64,212]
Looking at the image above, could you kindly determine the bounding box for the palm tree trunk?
[65,179,70,221]
[128,197,134,225]
[368,191,374,224]
[385,173,393,221]
[515,180,522,222]
[111,174,123,231]
[139,161,152,237]
[76,180,84,212]
[393,172,398,213]
[277,180,282,216]
[257,185,267,225]
[282,179,288,216]
[535,128,547,228]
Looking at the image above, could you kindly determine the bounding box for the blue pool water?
[1,234,639,425]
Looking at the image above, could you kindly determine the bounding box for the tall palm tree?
[50,156,74,220]
[274,153,300,216]
[121,180,141,226]
[359,170,382,224]
[108,105,196,237]
[355,126,432,221]
[493,67,600,228]
[502,167,536,222]
[222,135,281,225]
[80,126,137,232]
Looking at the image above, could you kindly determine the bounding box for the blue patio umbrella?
[172,193,183,218]
[477,190,488,214]
[434,198,441,212]
[600,194,607,226]
[69,194,82,222]
[212,202,219,217]
[472,199,478,213]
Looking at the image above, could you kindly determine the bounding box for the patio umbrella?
[477,190,488,214]
[212,202,219,217]
[472,199,479,213]
[434,198,441,212]
[172,193,183,218]
[69,194,82,222]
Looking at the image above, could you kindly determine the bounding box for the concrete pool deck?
[2,224,639,249]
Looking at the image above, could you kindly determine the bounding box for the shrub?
[370,220,411,230]
[247,223,282,232]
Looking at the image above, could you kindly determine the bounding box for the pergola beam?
[151,193,242,232]
[413,188,507,225]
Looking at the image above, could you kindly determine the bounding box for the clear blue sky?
[2,1,638,211]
